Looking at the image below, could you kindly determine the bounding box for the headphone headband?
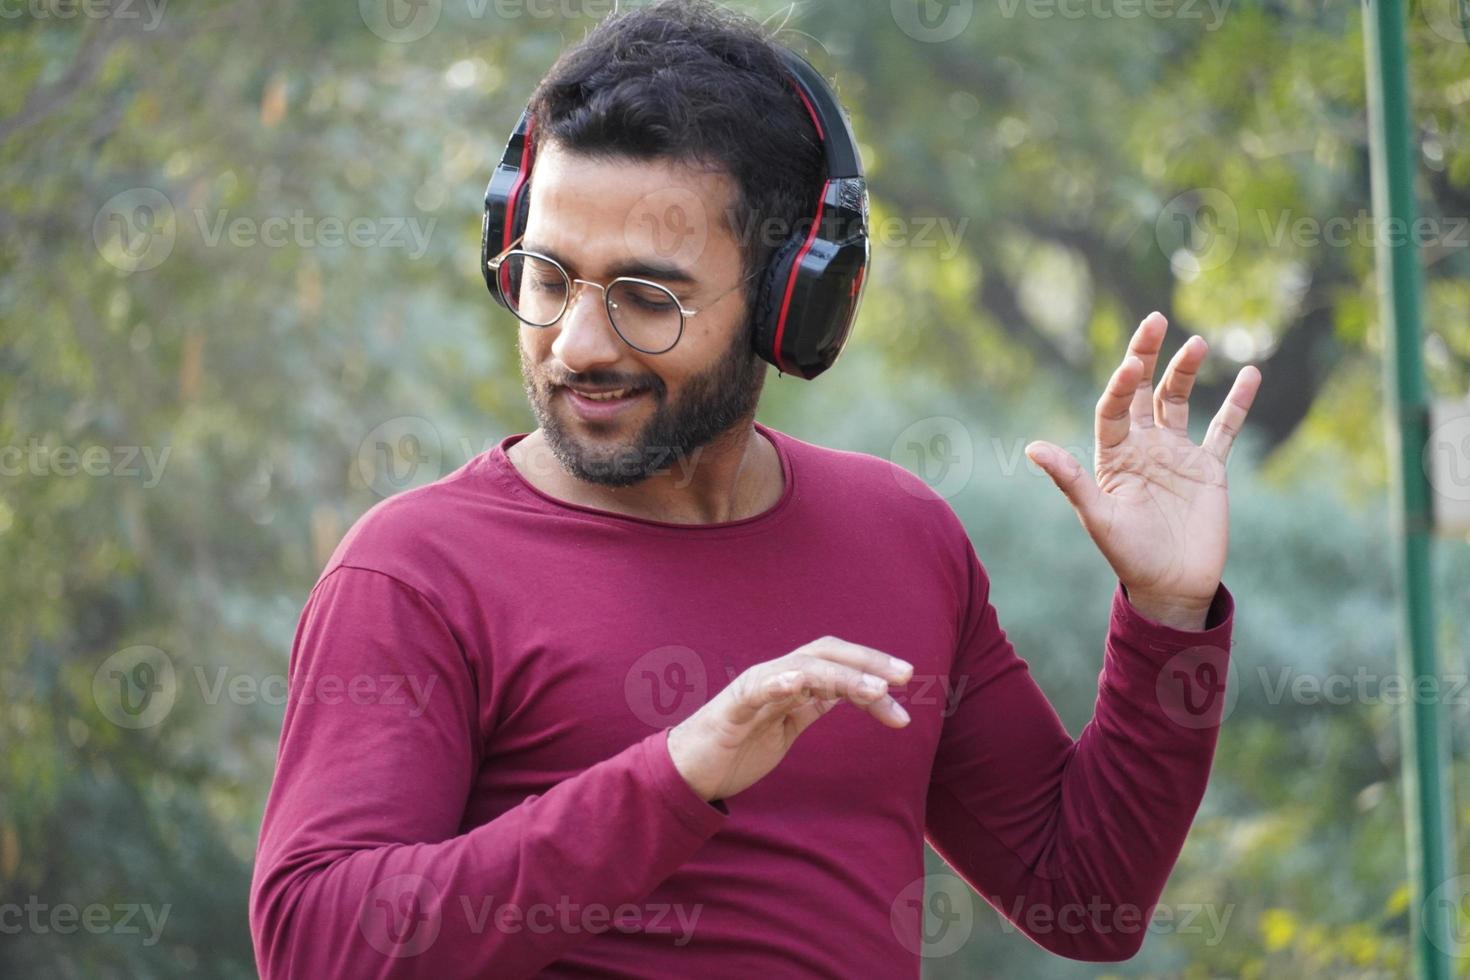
[482,45,869,380]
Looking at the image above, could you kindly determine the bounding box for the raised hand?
[1024,312,1262,630]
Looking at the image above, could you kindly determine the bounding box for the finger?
[726,661,888,728]
[1095,354,1147,451]
[774,658,912,730]
[790,689,911,730]
[782,656,893,705]
[1025,441,1101,519]
[1154,335,1207,435]
[1123,312,1169,428]
[1202,365,1263,462]
[790,637,913,685]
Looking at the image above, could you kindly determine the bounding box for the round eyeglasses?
[487,235,756,355]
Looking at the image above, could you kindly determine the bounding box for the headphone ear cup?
[751,234,805,368]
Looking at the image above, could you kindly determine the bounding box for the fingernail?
[889,657,914,681]
[893,702,911,724]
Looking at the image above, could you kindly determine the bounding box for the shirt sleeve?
[248,565,727,980]
[923,538,1234,962]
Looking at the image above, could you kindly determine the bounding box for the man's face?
[515,140,767,488]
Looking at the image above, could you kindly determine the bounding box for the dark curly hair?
[528,0,827,327]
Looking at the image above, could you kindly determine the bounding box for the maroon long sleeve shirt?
[249,421,1235,978]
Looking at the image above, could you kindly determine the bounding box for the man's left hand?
[1024,312,1262,631]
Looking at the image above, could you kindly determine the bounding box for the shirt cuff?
[638,728,730,838]
[1103,580,1235,726]
[1115,580,1235,650]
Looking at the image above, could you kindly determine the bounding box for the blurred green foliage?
[0,0,1467,976]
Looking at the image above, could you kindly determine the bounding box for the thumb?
[1025,441,1100,516]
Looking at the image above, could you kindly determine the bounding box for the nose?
[549,279,624,374]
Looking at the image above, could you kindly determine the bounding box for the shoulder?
[317,453,498,593]
[769,425,974,547]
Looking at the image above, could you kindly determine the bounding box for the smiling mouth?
[567,386,641,401]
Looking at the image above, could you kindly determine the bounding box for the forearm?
[926,579,1235,960]
[250,728,724,980]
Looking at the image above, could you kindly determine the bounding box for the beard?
[519,321,768,488]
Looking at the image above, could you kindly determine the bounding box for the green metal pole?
[1361,1,1458,976]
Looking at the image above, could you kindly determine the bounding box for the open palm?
[1025,312,1263,617]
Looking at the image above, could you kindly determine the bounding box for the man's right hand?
[666,637,915,803]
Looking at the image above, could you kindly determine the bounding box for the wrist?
[1123,586,1213,631]
[665,724,718,803]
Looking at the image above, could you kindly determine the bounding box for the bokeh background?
[4,0,1470,976]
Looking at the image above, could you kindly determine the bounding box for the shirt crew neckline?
[485,420,797,537]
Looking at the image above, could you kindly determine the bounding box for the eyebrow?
[521,241,698,286]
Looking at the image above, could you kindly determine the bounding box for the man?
[249,1,1262,976]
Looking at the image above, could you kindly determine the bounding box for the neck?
[507,421,784,525]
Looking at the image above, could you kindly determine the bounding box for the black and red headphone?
[481,47,870,380]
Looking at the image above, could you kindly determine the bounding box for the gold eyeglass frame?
[487,234,757,354]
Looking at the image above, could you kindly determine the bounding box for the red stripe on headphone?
[772,185,827,374]
[792,83,825,141]
[504,116,536,251]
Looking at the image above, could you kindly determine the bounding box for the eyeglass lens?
[497,252,684,353]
